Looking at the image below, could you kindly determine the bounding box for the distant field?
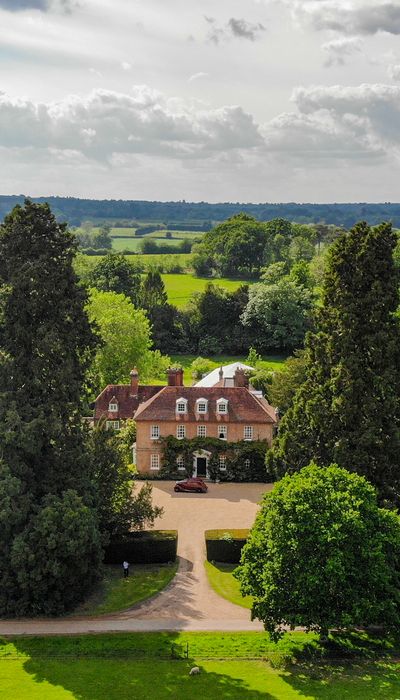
[163,274,253,308]
[76,255,255,306]
[111,237,142,251]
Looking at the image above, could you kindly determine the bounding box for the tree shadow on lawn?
[9,644,275,700]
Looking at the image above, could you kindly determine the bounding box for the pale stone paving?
[0,482,271,635]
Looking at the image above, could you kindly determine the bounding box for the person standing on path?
[123,560,129,578]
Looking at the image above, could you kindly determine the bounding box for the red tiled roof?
[133,386,276,424]
[94,384,163,422]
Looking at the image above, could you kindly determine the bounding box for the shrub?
[205,529,249,563]
[104,530,177,564]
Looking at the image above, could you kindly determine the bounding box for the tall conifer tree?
[0,200,102,615]
[267,221,400,504]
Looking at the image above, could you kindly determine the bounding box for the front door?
[196,457,207,477]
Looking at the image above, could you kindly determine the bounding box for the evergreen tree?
[267,222,400,504]
[0,200,102,615]
[140,271,168,309]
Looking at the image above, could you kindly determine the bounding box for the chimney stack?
[167,367,184,387]
[219,366,223,382]
[234,367,248,388]
[130,367,139,396]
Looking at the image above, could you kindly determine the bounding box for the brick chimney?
[234,367,248,388]
[130,367,139,396]
[167,367,184,387]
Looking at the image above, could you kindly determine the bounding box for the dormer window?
[216,398,228,414]
[176,398,188,414]
[109,399,118,412]
[196,398,208,414]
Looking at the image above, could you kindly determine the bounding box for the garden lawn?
[170,354,287,385]
[71,563,177,616]
[1,633,399,700]
[205,561,253,609]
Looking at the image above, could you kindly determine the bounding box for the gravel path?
[0,482,271,635]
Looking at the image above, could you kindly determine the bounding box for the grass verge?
[1,632,399,700]
[71,562,178,616]
[205,560,253,609]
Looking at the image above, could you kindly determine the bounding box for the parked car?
[174,478,208,493]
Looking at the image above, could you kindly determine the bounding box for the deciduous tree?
[235,464,400,640]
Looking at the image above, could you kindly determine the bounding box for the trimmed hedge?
[205,529,249,564]
[104,530,177,565]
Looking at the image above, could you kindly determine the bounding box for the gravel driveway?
[0,482,272,634]
[129,481,271,624]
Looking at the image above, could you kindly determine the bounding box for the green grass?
[1,632,400,699]
[109,227,137,237]
[71,563,177,616]
[205,561,253,609]
[162,274,253,308]
[111,237,142,251]
[170,354,287,385]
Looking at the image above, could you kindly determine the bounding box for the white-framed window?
[176,455,185,471]
[106,420,120,430]
[218,425,227,440]
[150,454,160,470]
[196,398,208,414]
[176,425,186,439]
[150,425,160,440]
[244,426,253,441]
[219,456,227,471]
[216,398,228,414]
[176,398,188,414]
[197,425,207,438]
[244,458,251,468]
[108,401,118,412]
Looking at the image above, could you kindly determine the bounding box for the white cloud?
[295,2,400,36]
[188,72,208,82]
[322,37,362,67]
[0,85,263,161]
[121,62,132,71]
[205,16,266,44]
[388,64,400,80]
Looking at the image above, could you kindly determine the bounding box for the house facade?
[94,366,278,478]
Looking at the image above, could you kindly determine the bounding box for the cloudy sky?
[1,0,400,202]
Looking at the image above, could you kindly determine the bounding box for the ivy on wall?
[155,436,272,482]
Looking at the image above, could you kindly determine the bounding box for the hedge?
[205,529,249,564]
[104,530,177,564]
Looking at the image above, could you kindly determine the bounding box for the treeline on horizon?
[2,195,400,228]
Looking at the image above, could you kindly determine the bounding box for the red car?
[174,477,208,493]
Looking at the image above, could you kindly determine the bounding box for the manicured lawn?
[71,563,177,616]
[205,561,253,609]
[1,633,399,699]
[170,354,287,385]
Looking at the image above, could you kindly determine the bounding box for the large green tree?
[241,278,313,352]
[0,200,102,615]
[235,464,400,640]
[88,252,141,305]
[87,289,156,388]
[267,222,400,504]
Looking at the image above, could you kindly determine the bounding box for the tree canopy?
[0,200,102,616]
[87,289,156,389]
[235,463,400,640]
[267,221,400,505]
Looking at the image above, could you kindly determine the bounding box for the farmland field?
[163,274,254,308]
